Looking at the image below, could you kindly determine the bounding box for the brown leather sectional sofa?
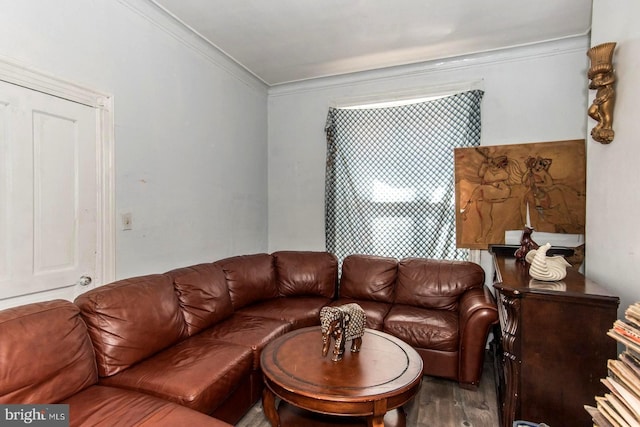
[0,250,498,426]
[0,300,231,427]
[332,254,499,387]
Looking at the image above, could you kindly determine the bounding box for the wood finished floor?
[236,351,499,427]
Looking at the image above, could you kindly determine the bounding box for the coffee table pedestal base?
[277,401,406,427]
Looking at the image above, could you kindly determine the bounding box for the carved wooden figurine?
[514,226,539,262]
[320,303,366,362]
[587,42,617,144]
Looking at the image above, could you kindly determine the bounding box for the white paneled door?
[0,79,98,302]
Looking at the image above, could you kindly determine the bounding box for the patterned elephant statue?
[320,303,366,362]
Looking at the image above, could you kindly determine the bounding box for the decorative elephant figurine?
[320,303,366,362]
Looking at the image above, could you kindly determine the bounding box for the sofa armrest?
[457,286,499,388]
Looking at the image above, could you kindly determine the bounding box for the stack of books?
[585,302,640,427]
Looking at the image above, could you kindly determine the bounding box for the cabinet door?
[519,294,615,427]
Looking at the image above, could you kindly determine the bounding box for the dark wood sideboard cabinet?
[490,245,619,427]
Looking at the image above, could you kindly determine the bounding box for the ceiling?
[152,0,593,86]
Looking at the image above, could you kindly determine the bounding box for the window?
[324,90,483,263]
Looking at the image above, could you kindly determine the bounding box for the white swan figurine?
[525,242,571,281]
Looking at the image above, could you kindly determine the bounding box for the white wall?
[0,0,269,282]
[268,36,590,283]
[3,1,623,313]
[587,0,640,315]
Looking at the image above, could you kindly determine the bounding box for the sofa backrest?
[165,263,234,336]
[75,274,186,377]
[0,300,97,403]
[272,251,337,298]
[395,258,485,310]
[214,253,279,310]
[339,254,397,303]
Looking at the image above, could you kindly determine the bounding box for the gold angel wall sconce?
[587,42,617,144]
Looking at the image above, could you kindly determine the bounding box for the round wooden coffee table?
[260,327,423,427]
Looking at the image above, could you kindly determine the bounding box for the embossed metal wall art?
[455,140,586,249]
[587,42,617,144]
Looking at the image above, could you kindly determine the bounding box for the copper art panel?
[455,139,585,249]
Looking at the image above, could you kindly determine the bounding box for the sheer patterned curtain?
[325,90,483,264]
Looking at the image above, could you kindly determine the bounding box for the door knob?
[77,275,92,286]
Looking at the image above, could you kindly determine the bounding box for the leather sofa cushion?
[339,255,397,303]
[63,385,232,426]
[99,334,253,414]
[0,300,97,404]
[330,298,391,330]
[215,253,279,310]
[383,304,459,352]
[273,251,337,298]
[238,296,329,329]
[75,274,186,377]
[395,259,485,310]
[165,263,234,336]
[201,313,292,369]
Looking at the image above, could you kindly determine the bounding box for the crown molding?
[116,0,268,93]
[269,35,590,97]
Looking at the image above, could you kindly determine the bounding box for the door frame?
[0,56,116,286]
